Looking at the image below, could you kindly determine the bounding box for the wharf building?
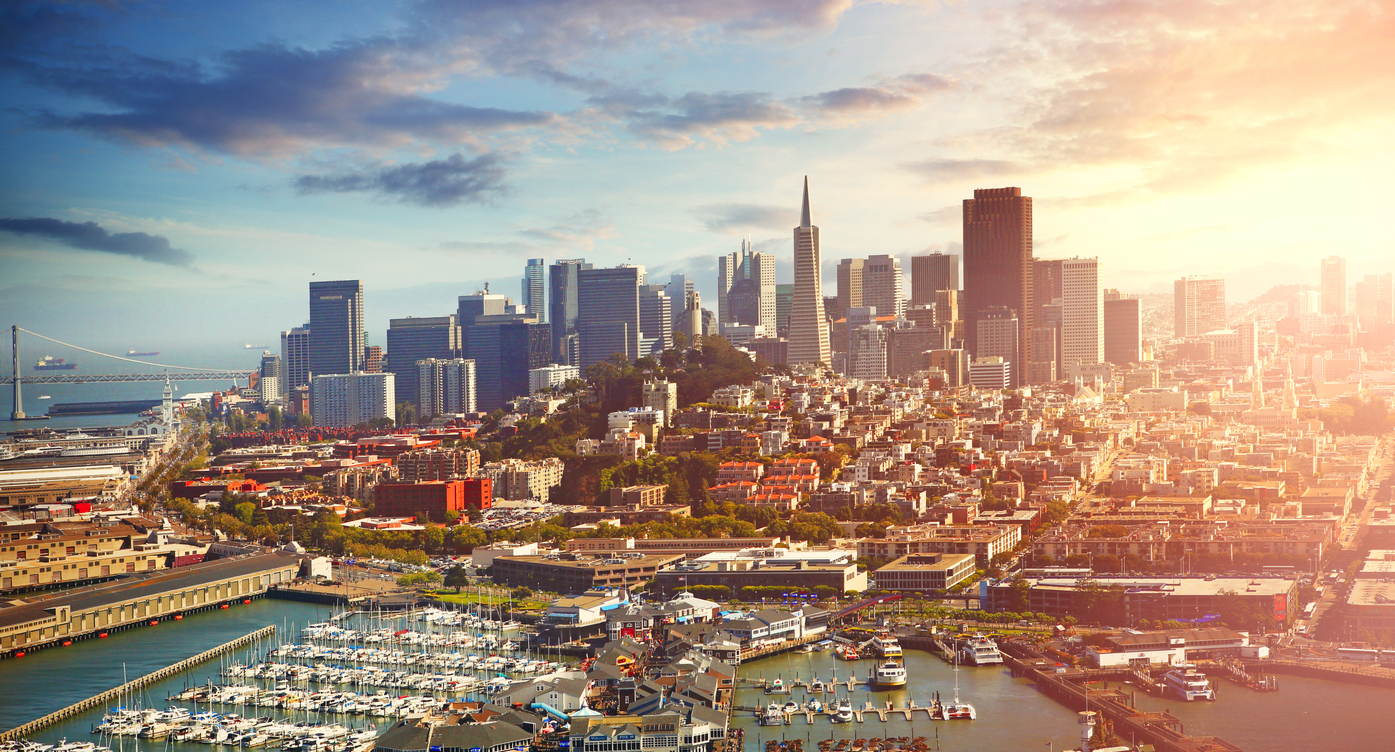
[0,517,205,594]
[0,464,128,511]
[963,187,1034,378]
[562,536,782,560]
[490,551,683,594]
[385,316,459,407]
[980,575,1296,624]
[788,178,831,366]
[652,548,867,597]
[0,551,309,656]
[308,280,365,377]
[1085,627,1254,668]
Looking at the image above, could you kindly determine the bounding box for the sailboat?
[942,652,976,720]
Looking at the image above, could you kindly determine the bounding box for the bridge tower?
[9,325,23,421]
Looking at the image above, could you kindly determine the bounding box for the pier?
[0,625,276,741]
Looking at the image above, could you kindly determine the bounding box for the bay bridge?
[8,325,252,420]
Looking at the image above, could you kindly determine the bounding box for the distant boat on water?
[34,355,77,371]
[243,344,267,349]
[127,349,160,356]
[38,395,51,400]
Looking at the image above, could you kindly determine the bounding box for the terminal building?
[651,548,867,597]
[981,575,1296,623]
[490,552,683,595]
[873,553,977,592]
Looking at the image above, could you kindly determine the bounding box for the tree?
[267,406,283,431]
[397,401,418,427]
[250,505,271,529]
[444,565,469,593]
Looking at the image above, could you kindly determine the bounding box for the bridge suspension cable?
[16,327,245,373]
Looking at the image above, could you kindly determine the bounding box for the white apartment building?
[529,364,580,394]
[1061,257,1103,368]
[311,372,395,428]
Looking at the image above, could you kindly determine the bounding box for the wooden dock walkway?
[0,625,276,742]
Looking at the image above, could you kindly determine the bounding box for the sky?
[1,0,1393,360]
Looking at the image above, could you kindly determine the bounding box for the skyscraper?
[309,280,364,377]
[664,274,694,332]
[963,188,1033,372]
[910,253,958,306]
[789,178,831,366]
[549,259,592,366]
[280,325,311,391]
[467,314,549,410]
[775,284,794,337]
[639,285,672,356]
[522,258,546,321]
[577,265,642,369]
[1174,276,1227,338]
[1059,257,1103,369]
[1320,256,1346,316]
[457,292,508,358]
[1103,292,1142,365]
[417,358,476,418]
[259,352,283,399]
[862,255,905,321]
[386,316,460,407]
[835,258,864,322]
[717,240,776,334]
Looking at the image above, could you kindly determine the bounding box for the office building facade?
[549,259,592,366]
[522,258,546,321]
[835,258,864,323]
[467,315,550,411]
[1174,276,1227,338]
[309,280,364,378]
[417,358,477,418]
[280,325,311,392]
[577,266,643,369]
[1059,257,1103,368]
[1320,256,1346,316]
[861,254,905,320]
[975,307,1020,388]
[911,253,958,306]
[1103,293,1142,365]
[457,292,509,358]
[963,188,1033,371]
[639,285,672,356]
[718,240,776,334]
[385,316,459,407]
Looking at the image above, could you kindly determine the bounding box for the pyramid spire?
[800,175,812,228]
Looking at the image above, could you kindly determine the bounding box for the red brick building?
[374,479,492,521]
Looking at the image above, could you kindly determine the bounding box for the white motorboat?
[833,700,854,723]
[870,634,903,658]
[1163,666,1215,701]
[761,703,787,726]
[870,660,907,689]
[959,634,1004,666]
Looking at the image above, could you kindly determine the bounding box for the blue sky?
[2,0,1393,358]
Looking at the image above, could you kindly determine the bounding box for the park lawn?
[427,589,550,611]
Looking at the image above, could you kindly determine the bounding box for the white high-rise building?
[1060,257,1103,368]
[717,240,776,335]
[1174,276,1227,338]
[789,178,831,366]
[280,325,311,391]
[664,274,694,332]
[529,364,580,394]
[1320,256,1346,316]
[311,372,395,428]
[417,358,477,418]
[861,254,905,320]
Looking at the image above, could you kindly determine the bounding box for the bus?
[1336,647,1382,662]
[1301,602,1317,619]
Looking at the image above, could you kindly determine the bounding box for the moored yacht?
[959,634,1003,665]
[870,660,908,689]
[761,703,787,726]
[870,634,903,658]
[833,700,854,723]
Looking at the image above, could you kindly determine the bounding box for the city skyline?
[2,1,1392,350]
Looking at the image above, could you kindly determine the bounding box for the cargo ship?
[127,350,160,356]
[34,355,78,371]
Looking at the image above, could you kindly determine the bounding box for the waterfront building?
[911,252,958,306]
[981,575,1296,624]
[577,265,643,369]
[416,357,476,417]
[280,325,311,391]
[385,316,459,407]
[549,258,592,365]
[522,257,546,320]
[651,548,867,597]
[789,178,831,366]
[964,187,1034,371]
[492,552,683,594]
[874,553,976,592]
[308,279,364,378]
[1174,276,1226,338]
[310,371,394,427]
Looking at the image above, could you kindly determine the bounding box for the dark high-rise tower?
[386,316,459,407]
[577,266,642,369]
[963,188,1033,372]
[522,258,546,321]
[549,259,591,365]
[910,253,959,306]
[309,280,364,377]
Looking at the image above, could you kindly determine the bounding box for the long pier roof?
[0,551,301,629]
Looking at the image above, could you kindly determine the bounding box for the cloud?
[294,153,507,207]
[0,217,194,267]
[23,39,555,156]
[903,158,1024,181]
[695,203,792,233]
[801,73,953,120]
[616,91,800,148]
[440,209,617,256]
[917,204,960,225]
